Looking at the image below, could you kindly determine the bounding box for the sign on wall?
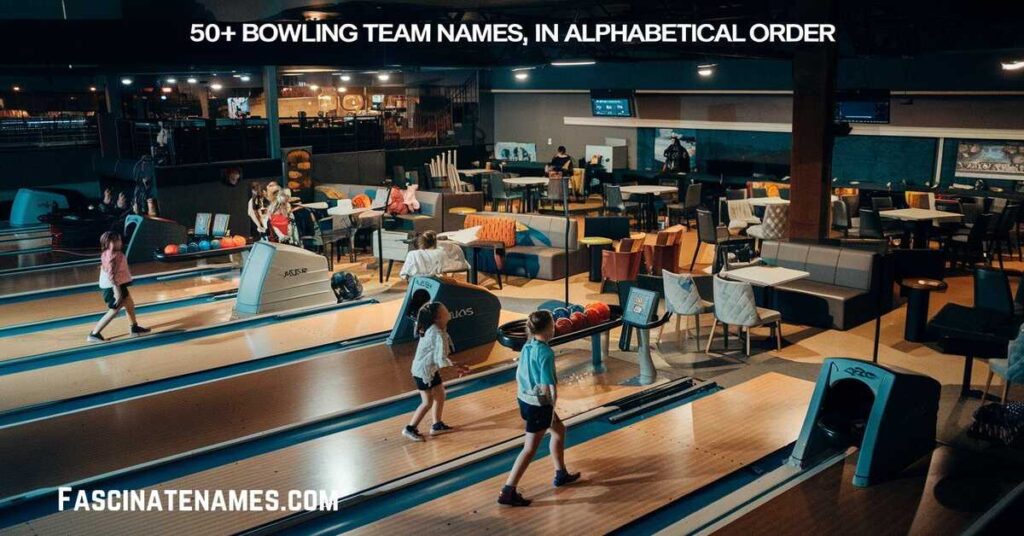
[955,140,1024,180]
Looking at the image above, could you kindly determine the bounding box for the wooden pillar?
[263,66,280,158]
[788,0,837,241]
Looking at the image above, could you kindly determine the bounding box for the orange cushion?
[351,193,371,208]
[464,214,516,248]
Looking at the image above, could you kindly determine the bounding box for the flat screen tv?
[834,90,890,124]
[591,90,634,117]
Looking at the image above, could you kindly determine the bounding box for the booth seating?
[315,183,483,233]
[760,241,889,330]
[463,211,586,280]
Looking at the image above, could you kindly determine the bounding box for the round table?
[503,177,549,213]
[619,185,677,231]
[899,277,947,342]
[579,236,614,282]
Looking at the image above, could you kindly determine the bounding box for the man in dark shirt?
[549,146,574,176]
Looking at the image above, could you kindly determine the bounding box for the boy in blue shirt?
[498,310,581,506]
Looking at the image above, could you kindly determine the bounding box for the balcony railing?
[0,117,99,150]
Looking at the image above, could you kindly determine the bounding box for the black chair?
[604,185,640,225]
[856,208,889,240]
[392,165,406,187]
[871,196,894,211]
[668,183,701,228]
[751,187,768,198]
[989,203,1020,269]
[779,188,790,200]
[974,267,1015,316]
[947,213,994,269]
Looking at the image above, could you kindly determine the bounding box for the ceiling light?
[160,95,167,100]
[550,60,595,67]
[240,75,251,82]
[377,73,390,81]
[89,86,97,92]
[12,86,20,92]
[309,84,319,91]
[697,64,716,77]
[337,86,347,93]
[210,83,223,91]
[161,87,172,93]
[166,77,177,84]
[187,77,198,84]
[514,72,529,81]
[1002,60,1024,71]
[340,74,351,82]
[121,78,132,85]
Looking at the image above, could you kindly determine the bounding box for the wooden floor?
[714,445,1024,536]
[351,373,813,535]
[0,270,238,329]
[0,259,234,299]
[0,300,402,413]
[0,309,522,500]
[0,250,97,273]
[1,300,238,361]
[7,350,649,535]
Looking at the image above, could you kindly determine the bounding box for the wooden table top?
[879,208,963,221]
[620,185,678,195]
[723,265,810,287]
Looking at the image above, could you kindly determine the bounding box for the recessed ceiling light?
[187,77,198,84]
[166,77,177,84]
[337,87,347,93]
[697,64,716,77]
[160,95,167,100]
[377,73,390,81]
[121,78,132,85]
[550,60,595,67]
[12,85,20,91]
[161,87,172,93]
[210,83,223,91]
[1002,60,1024,71]
[514,72,529,81]
[340,74,351,82]
[89,86,97,92]
[309,84,320,91]
[240,75,251,82]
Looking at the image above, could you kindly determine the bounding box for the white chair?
[726,199,761,232]
[983,325,1024,403]
[659,270,714,350]
[746,203,789,244]
[706,275,782,356]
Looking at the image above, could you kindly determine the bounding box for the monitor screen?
[194,212,212,237]
[591,90,635,117]
[834,90,890,124]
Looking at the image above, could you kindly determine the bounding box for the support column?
[788,0,837,241]
[263,66,280,159]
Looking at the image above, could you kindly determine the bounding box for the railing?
[0,117,99,150]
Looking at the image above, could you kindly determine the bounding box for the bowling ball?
[569,311,587,330]
[331,271,364,302]
[554,317,573,336]
[584,307,602,326]
[552,307,571,320]
[163,244,179,255]
[178,243,189,254]
[210,239,221,249]
[197,240,210,251]
[586,302,611,321]
[187,242,198,253]
[568,304,585,315]
[233,235,248,247]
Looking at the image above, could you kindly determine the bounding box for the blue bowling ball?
[178,243,189,254]
[538,300,564,312]
[198,240,211,251]
[210,239,221,249]
[568,304,585,315]
[187,242,198,253]
[552,307,571,320]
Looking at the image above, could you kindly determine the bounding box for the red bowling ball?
[163,244,179,255]
[569,311,587,331]
[555,317,573,336]
[584,307,602,326]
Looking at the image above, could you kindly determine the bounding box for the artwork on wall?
[227,97,250,119]
[495,141,537,162]
[653,128,697,169]
[955,140,1024,180]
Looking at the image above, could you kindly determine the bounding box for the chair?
[779,188,791,200]
[725,198,760,232]
[392,165,406,187]
[691,208,717,272]
[974,267,1014,316]
[856,208,901,243]
[540,176,567,211]
[601,235,644,289]
[644,226,686,274]
[989,204,1020,269]
[984,325,1024,403]
[751,187,768,198]
[746,203,789,244]
[725,189,748,201]
[659,270,714,350]
[947,213,994,269]
[667,183,701,228]
[831,199,852,236]
[603,185,640,223]
[488,174,523,212]
[706,275,783,356]
[871,196,894,211]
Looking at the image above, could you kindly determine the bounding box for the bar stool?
[579,236,613,282]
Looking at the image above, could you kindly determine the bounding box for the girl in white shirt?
[400,230,447,280]
[403,301,470,442]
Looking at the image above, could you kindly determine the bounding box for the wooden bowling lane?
[0,270,238,329]
[7,350,647,535]
[0,300,403,413]
[1,300,238,361]
[0,250,97,273]
[712,446,1024,536]
[349,373,814,536]
[0,309,521,500]
[0,259,233,299]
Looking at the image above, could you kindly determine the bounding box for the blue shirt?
[516,338,556,406]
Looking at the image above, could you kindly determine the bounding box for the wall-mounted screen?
[494,141,537,162]
[955,140,1024,180]
[227,97,250,119]
[591,89,635,117]
[834,90,890,124]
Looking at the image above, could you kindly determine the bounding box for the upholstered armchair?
[643,225,685,274]
[601,235,645,287]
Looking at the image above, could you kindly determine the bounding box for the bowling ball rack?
[496,305,623,352]
[152,244,252,262]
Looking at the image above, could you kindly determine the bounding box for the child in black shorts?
[498,310,580,506]
[403,301,469,442]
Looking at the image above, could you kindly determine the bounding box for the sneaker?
[553,470,581,487]
[430,422,454,436]
[402,426,425,442]
[497,488,531,507]
[86,332,105,343]
[130,325,152,337]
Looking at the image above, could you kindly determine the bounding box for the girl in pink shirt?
[87,231,150,342]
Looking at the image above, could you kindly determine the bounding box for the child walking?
[498,310,580,506]
[87,231,150,342]
[403,301,470,442]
